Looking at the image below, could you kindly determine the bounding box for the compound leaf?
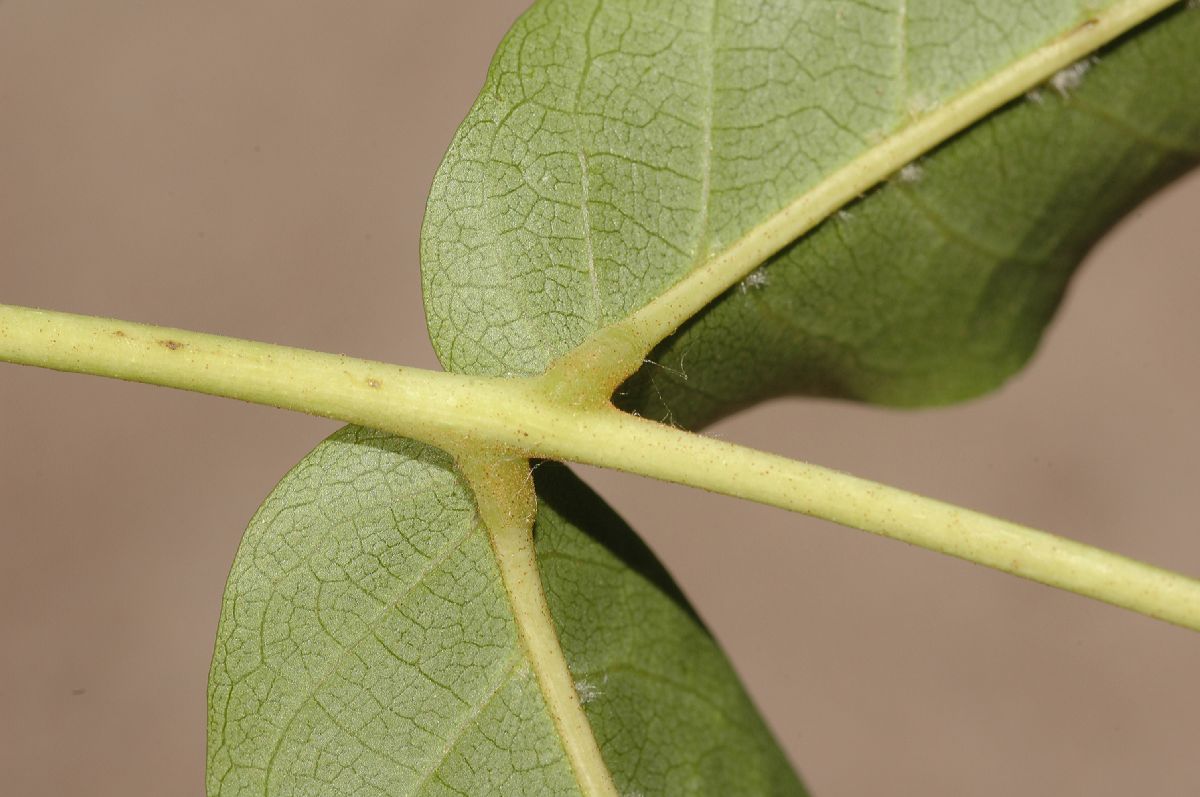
[210,2,1200,794]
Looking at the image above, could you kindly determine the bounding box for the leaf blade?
[420,0,1185,387]
[206,428,579,796]
[616,6,1200,427]
[207,429,804,795]
[534,463,806,796]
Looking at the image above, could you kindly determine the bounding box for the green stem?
[546,411,1200,632]
[0,304,533,452]
[4,303,1200,631]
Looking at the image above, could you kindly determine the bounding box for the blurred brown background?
[1,2,1198,795]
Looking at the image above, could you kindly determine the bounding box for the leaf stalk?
[4,303,1199,632]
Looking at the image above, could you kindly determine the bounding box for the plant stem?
[4,303,1200,632]
[0,304,534,451]
[545,411,1200,632]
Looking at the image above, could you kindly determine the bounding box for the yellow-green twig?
[3,303,1199,632]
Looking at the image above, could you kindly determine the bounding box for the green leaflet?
[533,462,802,795]
[207,427,803,796]
[420,0,1180,380]
[620,6,1200,427]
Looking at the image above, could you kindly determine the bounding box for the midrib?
[550,0,1183,394]
[456,452,620,797]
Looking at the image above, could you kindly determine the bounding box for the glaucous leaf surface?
[207,427,804,795]
[619,7,1200,427]
[420,0,1172,380]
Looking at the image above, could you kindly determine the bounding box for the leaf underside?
[620,6,1200,427]
[420,0,1196,387]
[209,2,1199,794]
[206,428,802,796]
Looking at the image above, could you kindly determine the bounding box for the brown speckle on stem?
[159,339,184,350]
